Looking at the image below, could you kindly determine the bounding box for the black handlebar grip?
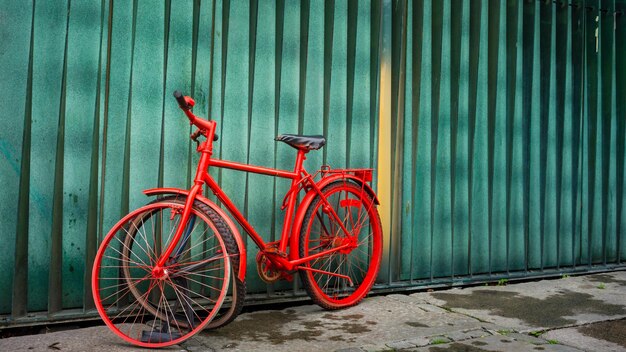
[173,90,190,110]
[213,133,219,142]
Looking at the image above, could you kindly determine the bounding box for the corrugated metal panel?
[389,0,626,284]
[0,0,624,326]
[0,0,379,321]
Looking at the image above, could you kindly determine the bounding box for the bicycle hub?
[151,266,168,279]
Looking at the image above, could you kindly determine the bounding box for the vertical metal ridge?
[554,2,568,269]
[576,109,585,266]
[449,0,463,279]
[98,0,114,244]
[370,0,381,168]
[409,0,424,281]
[429,0,443,281]
[389,0,400,280]
[218,0,231,165]
[188,0,201,189]
[486,0,500,275]
[467,0,482,276]
[322,0,335,165]
[505,0,519,274]
[274,0,285,132]
[585,1,599,266]
[538,0,552,271]
[220,0,231,119]
[599,0,613,265]
[244,0,258,218]
[346,0,357,167]
[247,0,258,150]
[204,0,216,191]
[190,0,201,96]
[570,2,584,267]
[615,0,626,263]
[390,1,402,183]
[12,1,36,318]
[49,0,73,314]
[521,0,535,271]
[271,0,285,243]
[390,0,407,282]
[207,0,217,118]
[297,0,310,135]
[83,0,107,311]
[121,0,138,221]
[158,0,172,191]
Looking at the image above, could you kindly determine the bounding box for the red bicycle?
[92,91,383,348]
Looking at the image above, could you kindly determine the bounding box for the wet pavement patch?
[199,309,371,345]
[470,340,487,346]
[200,310,320,345]
[322,313,364,321]
[577,319,626,348]
[432,289,626,328]
[301,320,324,329]
[406,321,429,328]
[428,342,493,351]
[341,322,371,334]
[585,274,626,287]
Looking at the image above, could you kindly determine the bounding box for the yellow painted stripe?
[377,60,392,263]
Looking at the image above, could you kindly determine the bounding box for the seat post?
[294,149,307,174]
[277,149,308,253]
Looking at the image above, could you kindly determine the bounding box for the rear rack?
[320,166,373,183]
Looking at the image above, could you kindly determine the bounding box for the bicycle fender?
[143,187,247,282]
[288,175,379,260]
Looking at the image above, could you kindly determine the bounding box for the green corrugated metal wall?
[0,0,379,323]
[0,0,624,325]
[385,0,626,285]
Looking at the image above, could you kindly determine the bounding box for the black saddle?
[275,134,326,151]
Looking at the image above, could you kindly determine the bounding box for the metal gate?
[0,0,624,326]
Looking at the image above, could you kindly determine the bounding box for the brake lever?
[190,129,204,147]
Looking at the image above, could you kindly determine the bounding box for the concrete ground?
[1,270,625,352]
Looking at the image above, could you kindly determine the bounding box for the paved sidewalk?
[1,271,625,352]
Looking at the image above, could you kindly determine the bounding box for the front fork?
[153,184,203,276]
[170,213,196,262]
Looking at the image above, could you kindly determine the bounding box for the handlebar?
[173,90,219,142]
[173,90,191,110]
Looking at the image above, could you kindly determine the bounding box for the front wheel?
[92,199,232,348]
[298,180,383,309]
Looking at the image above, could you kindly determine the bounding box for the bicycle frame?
[152,116,357,279]
[92,91,384,348]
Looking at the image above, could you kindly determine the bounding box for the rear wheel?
[204,269,245,329]
[92,199,232,347]
[298,180,382,309]
[138,197,246,330]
